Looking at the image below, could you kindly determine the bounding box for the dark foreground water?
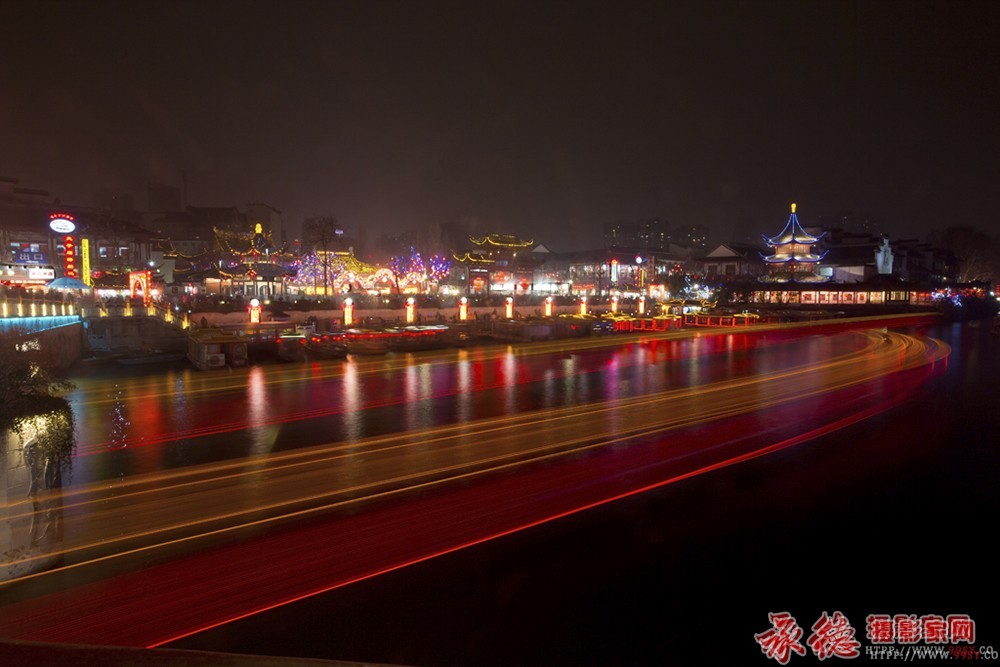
[171,322,999,665]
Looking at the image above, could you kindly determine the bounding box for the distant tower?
[875,236,894,275]
[760,203,828,282]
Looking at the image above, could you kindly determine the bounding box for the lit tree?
[389,253,408,295]
[288,252,326,293]
[0,330,73,420]
[931,226,1000,282]
[389,247,425,294]
[302,216,342,295]
[427,254,451,282]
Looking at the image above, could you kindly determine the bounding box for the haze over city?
[3,1,998,248]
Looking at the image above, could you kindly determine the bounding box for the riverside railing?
[77,301,191,330]
[0,296,79,319]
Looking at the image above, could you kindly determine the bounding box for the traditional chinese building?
[760,203,828,283]
[180,221,294,297]
[452,233,536,293]
[217,222,295,297]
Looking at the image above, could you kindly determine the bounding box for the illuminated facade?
[200,222,294,297]
[453,233,537,294]
[748,283,990,309]
[700,243,766,281]
[0,178,157,287]
[563,248,684,296]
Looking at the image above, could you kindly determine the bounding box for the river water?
[3,322,994,662]
[159,322,999,665]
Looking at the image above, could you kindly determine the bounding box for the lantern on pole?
[343,297,354,327]
[249,297,262,324]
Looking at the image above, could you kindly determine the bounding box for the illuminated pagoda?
[212,222,295,296]
[173,221,296,297]
[759,203,828,283]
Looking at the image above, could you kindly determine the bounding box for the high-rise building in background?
[603,217,671,250]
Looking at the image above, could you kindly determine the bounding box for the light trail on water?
[0,328,949,647]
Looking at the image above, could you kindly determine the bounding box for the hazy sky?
[2,0,998,249]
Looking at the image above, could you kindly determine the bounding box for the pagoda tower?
[760,203,828,283]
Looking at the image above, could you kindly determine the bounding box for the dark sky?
[2,0,998,249]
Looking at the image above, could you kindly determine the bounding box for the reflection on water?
[109,385,131,449]
[59,330,887,491]
[1,404,74,582]
[455,352,472,424]
[246,366,280,457]
[342,361,362,443]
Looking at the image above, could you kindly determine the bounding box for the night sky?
[3,1,998,248]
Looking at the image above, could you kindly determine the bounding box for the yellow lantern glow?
[343,297,354,327]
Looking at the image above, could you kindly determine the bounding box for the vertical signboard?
[81,238,92,285]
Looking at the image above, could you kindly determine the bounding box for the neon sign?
[49,213,76,234]
[63,235,78,278]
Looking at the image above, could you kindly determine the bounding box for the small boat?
[307,333,349,359]
[385,325,453,351]
[187,331,249,370]
[277,334,309,362]
[446,326,477,347]
[342,330,390,355]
